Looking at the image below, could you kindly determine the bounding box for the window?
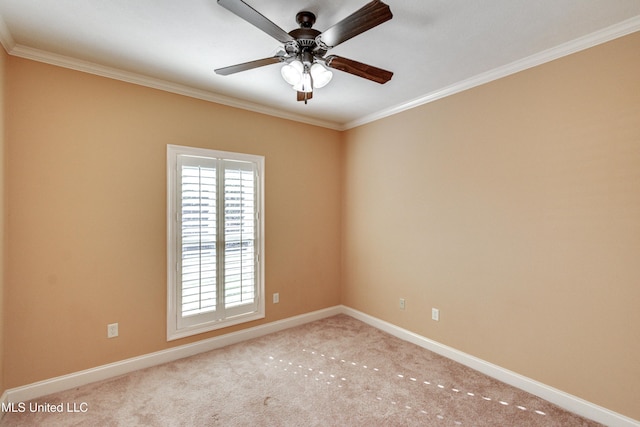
[167,145,264,340]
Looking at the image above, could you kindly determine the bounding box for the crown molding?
[1,13,638,132]
[3,42,343,131]
[0,14,14,52]
[343,15,640,130]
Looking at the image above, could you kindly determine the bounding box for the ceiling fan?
[214,0,394,103]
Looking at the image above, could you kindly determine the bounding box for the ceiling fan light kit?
[292,67,313,93]
[281,60,333,91]
[215,0,394,104]
[310,63,333,88]
[281,60,304,86]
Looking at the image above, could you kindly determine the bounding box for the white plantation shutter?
[168,145,264,340]
[179,158,218,321]
[222,161,257,312]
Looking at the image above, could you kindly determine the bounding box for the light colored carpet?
[1,315,601,426]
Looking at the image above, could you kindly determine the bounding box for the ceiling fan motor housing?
[287,11,326,60]
[289,27,321,47]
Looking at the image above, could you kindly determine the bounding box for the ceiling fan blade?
[325,55,393,84]
[215,56,284,76]
[217,0,295,43]
[297,91,313,103]
[318,0,392,48]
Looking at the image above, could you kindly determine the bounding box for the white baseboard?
[2,304,638,427]
[1,305,342,405]
[342,306,640,427]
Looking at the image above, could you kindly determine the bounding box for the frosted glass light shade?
[292,71,313,93]
[310,63,333,88]
[281,60,303,85]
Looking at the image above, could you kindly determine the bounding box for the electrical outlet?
[107,323,119,338]
[432,308,440,321]
[399,298,406,310]
[273,293,279,304]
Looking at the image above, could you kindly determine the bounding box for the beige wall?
[2,30,639,421]
[4,57,342,388]
[342,32,640,419]
[0,45,6,394]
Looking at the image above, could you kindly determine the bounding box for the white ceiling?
[0,0,639,130]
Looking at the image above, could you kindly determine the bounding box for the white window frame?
[167,144,265,341]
